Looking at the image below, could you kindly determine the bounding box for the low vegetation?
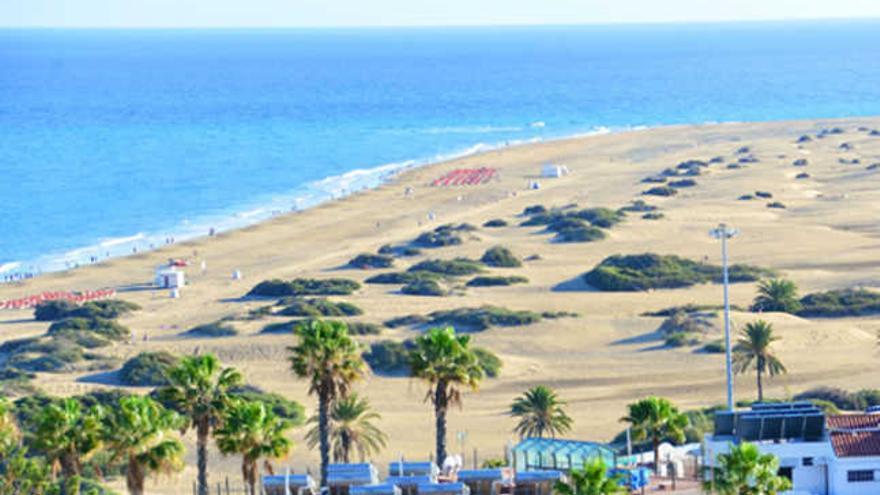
[182,321,238,338]
[248,278,361,297]
[348,253,394,269]
[480,246,522,267]
[413,223,476,248]
[793,386,880,411]
[473,347,502,378]
[659,311,716,348]
[365,270,441,285]
[119,351,180,386]
[642,186,678,197]
[363,340,414,375]
[383,314,429,328]
[276,298,363,318]
[483,218,508,227]
[798,288,880,317]
[47,317,131,342]
[426,306,543,331]
[466,275,529,287]
[34,299,140,322]
[401,279,447,296]
[584,254,773,291]
[408,258,484,276]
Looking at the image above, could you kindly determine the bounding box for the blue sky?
[3,0,880,27]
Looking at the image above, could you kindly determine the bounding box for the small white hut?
[541,164,570,178]
[154,266,185,289]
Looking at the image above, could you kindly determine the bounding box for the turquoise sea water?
[2,21,880,277]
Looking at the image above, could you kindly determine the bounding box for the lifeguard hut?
[154,266,185,289]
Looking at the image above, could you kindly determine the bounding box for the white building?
[154,266,185,288]
[541,164,570,178]
[704,402,880,495]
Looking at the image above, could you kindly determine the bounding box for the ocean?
[2,21,880,277]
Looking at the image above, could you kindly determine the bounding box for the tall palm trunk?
[243,457,257,495]
[127,456,146,495]
[756,356,765,402]
[341,431,352,463]
[319,386,331,486]
[434,380,448,465]
[60,453,80,495]
[197,418,210,495]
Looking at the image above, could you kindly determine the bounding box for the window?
[778,467,793,481]
[848,470,875,482]
[802,457,814,466]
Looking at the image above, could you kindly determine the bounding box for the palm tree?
[305,393,387,463]
[102,395,186,495]
[704,442,791,494]
[510,385,573,439]
[554,458,624,495]
[410,327,483,465]
[157,353,243,495]
[733,320,786,402]
[215,399,293,495]
[620,396,687,475]
[32,398,104,495]
[288,319,366,486]
[752,279,802,314]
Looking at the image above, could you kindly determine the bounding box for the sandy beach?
[3,117,880,492]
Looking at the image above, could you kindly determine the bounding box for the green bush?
[7,343,84,372]
[401,279,446,296]
[766,201,786,209]
[363,340,414,375]
[248,278,361,297]
[230,386,306,425]
[481,246,522,268]
[798,288,880,317]
[583,254,772,291]
[664,331,699,348]
[755,191,773,198]
[483,219,508,228]
[642,212,664,220]
[473,347,502,378]
[119,351,180,386]
[47,317,131,341]
[658,311,714,335]
[34,299,140,321]
[620,200,658,213]
[669,179,697,188]
[642,186,678,197]
[701,340,726,354]
[426,306,542,332]
[276,298,363,317]
[466,276,528,287]
[365,270,440,285]
[408,258,483,276]
[384,315,429,328]
[555,225,606,243]
[414,223,475,248]
[570,207,625,228]
[345,322,383,335]
[182,322,238,338]
[348,253,394,269]
[642,304,725,317]
[260,320,298,334]
[523,205,547,216]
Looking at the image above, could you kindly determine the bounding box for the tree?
[288,319,366,486]
[0,398,58,495]
[752,279,801,314]
[216,399,293,495]
[554,458,624,495]
[102,396,185,495]
[305,393,386,463]
[620,397,687,475]
[409,327,483,465]
[704,442,792,494]
[157,354,242,495]
[733,320,786,402]
[510,385,573,439]
[33,398,104,495]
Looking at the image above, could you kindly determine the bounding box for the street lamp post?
[710,223,739,412]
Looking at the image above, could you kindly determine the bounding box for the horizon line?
[2,15,879,30]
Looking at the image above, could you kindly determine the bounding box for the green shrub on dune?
[798,288,880,317]
[555,224,606,243]
[276,298,363,317]
[426,306,542,331]
[119,351,180,386]
[34,299,140,321]
[583,253,772,291]
[414,223,476,248]
[569,207,625,228]
[348,253,394,269]
[182,321,238,338]
[473,347,503,378]
[466,275,529,287]
[365,270,441,285]
[408,258,484,276]
[401,279,447,296]
[481,246,522,267]
[363,340,414,375]
[248,278,361,297]
[483,219,508,227]
[642,186,678,197]
[229,385,306,424]
[383,314,429,328]
[47,317,131,341]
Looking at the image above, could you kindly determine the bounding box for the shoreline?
[1,123,645,283]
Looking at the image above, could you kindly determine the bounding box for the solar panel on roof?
[782,415,806,439]
[804,415,825,441]
[737,416,762,441]
[760,416,784,440]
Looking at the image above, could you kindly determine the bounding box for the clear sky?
[3,0,880,28]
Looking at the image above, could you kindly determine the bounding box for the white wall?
[828,456,880,495]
